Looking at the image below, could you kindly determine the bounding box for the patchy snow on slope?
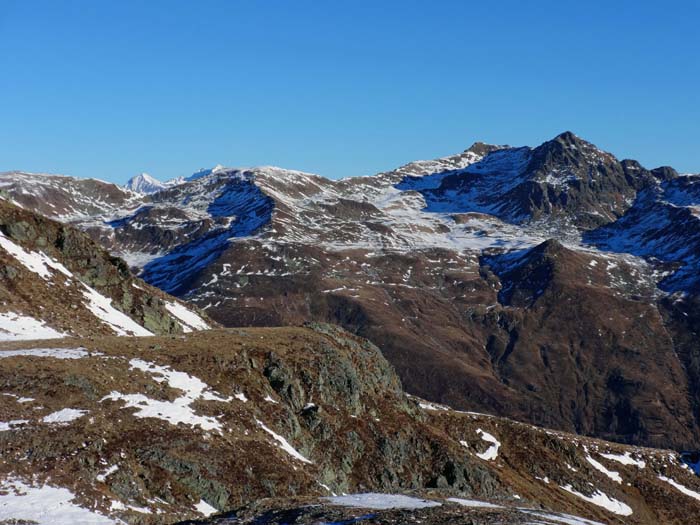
[324,493,441,510]
[0,312,67,341]
[42,408,87,424]
[129,359,230,402]
[194,499,217,516]
[0,478,115,524]
[560,484,633,516]
[520,509,605,525]
[108,499,150,513]
[585,452,622,483]
[256,419,312,464]
[418,401,449,411]
[2,393,33,403]
[599,451,646,469]
[0,420,28,431]
[96,465,119,483]
[475,428,501,460]
[446,497,502,508]
[81,284,152,336]
[102,358,230,432]
[164,300,210,332]
[0,232,72,281]
[0,347,94,359]
[658,475,700,501]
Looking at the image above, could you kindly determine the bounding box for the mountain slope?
[0,197,211,338]
[125,173,169,195]
[2,132,699,450]
[0,326,698,524]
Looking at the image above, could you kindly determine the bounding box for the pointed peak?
[553,130,580,143]
[539,131,593,152]
[534,131,614,162]
[125,173,167,194]
[132,172,159,183]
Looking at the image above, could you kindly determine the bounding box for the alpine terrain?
[1,132,700,524]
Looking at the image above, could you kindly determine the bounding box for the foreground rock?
[0,326,698,524]
[0,198,211,339]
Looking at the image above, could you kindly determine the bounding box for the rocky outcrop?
[0,197,212,338]
[1,327,699,524]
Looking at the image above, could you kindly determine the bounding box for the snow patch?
[560,484,632,516]
[599,451,646,469]
[164,301,210,332]
[521,509,605,525]
[102,358,230,432]
[0,478,115,524]
[0,231,72,281]
[256,419,312,464]
[0,347,95,359]
[42,408,87,424]
[585,452,622,483]
[475,428,501,461]
[446,497,502,508]
[81,284,152,336]
[96,465,119,483]
[194,499,217,516]
[0,312,67,341]
[418,401,449,411]
[658,475,700,501]
[324,493,441,510]
[0,420,28,431]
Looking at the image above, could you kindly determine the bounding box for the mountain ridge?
[2,132,699,450]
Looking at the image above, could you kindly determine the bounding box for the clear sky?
[1,0,699,184]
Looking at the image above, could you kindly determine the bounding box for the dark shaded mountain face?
[2,132,700,450]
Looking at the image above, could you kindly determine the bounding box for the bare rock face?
[1,327,699,524]
[2,132,699,450]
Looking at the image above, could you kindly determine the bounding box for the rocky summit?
[1,132,700,524]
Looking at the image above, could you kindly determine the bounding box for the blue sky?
[1,0,698,184]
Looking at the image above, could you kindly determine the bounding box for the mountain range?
[2,132,699,451]
[1,131,700,523]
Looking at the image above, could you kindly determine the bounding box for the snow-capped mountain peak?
[125,173,167,195]
[187,164,227,181]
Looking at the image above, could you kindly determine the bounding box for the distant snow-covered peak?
[187,164,227,181]
[125,173,167,195]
